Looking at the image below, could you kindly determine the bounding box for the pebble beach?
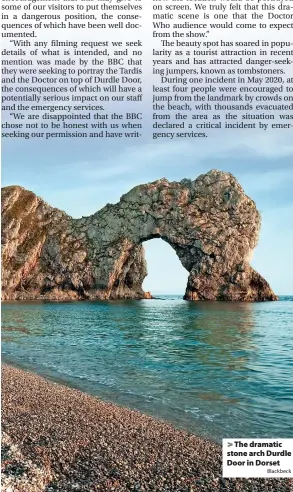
[1,364,292,492]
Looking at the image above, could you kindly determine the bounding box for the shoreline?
[1,355,222,445]
[1,297,283,307]
[2,364,292,491]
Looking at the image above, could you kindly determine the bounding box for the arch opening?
[142,239,189,297]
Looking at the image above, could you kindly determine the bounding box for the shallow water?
[2,296,293,443]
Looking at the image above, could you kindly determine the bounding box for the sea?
[2,296,293,444]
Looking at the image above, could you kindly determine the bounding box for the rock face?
[1,170,277,302]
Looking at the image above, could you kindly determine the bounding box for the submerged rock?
[1,170,278,301]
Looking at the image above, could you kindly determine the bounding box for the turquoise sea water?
[2,296,293,443]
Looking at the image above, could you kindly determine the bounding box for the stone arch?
[1,170,277,301]
[76,170,276,301]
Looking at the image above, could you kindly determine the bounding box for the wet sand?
[1,364,292,491]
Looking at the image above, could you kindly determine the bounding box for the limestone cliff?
[1,170,278,301]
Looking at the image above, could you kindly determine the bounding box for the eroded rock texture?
[1,170,277,301]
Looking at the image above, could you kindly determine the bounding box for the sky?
[2,1,293,295]
[2,132,293,295]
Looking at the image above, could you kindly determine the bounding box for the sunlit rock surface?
[1,170,277,301]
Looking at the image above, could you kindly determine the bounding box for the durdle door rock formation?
[1,170,278,302]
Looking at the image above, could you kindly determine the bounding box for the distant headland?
[1,170,277,302]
